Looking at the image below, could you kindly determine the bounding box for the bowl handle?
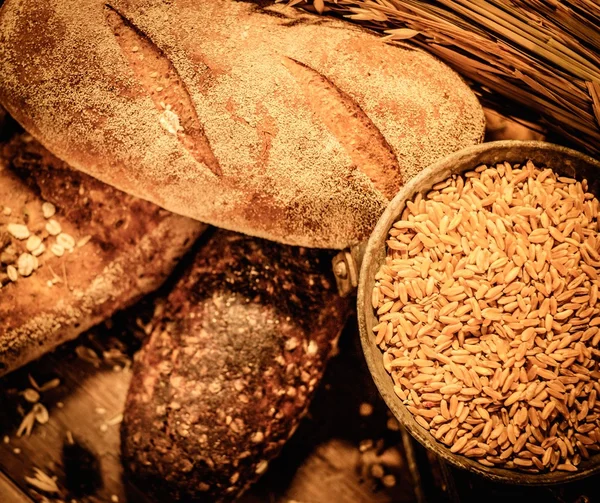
[332,243,367,297]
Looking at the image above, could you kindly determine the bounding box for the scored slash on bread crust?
[282,56,402,200]
[0,0,485,249]
[121,230,351,502]
[0,134,206,376]
[104,4,223,177]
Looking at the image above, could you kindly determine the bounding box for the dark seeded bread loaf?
[0,133,205,376]
[121,230,351,502]
[0,0,485,248]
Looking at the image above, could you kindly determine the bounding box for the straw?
[281,0,600,156]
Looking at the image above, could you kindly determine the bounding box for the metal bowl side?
[357,140,600,485]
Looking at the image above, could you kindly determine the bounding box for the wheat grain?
[373,161,600,473]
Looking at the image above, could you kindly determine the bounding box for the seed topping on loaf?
[1,177,92,288]
[0,133,205,375]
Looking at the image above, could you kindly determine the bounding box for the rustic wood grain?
[0,327,150,503]
[0,471,33,503]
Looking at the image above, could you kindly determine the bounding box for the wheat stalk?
[282,0,600,157]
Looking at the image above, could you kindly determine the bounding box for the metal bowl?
[357,140,600,484]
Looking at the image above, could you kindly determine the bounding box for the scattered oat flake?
[371,463,385,478]
[255,460,269,475]
[2,206,11,216]
[13,447,21,454]
[57,402,64,408]
[359,439,374,452]
[39,378,60,392]
[33,403,49,424]
[159,108,183,135]
[16,410,36,437]
[95,407,107,415]
[28,374,40,390]
[3,435,9,444]
[111,495,119,502]
[100,424,108,432]
[387,417,400,431]
[17,253,36,277]
[75,345,101,366]
[25,467,59,494]
[22,388,40,403]
[107,413,123,426]
[103,347,128,363]
[50,243,65,257]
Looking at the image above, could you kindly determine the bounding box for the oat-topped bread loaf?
[0,0,485,249]
[122,230,350,502]
[0,132,205,376]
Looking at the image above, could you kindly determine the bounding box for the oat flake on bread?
[0,133,204,376]
[0,0,485,248]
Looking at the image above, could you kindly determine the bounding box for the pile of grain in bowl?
[372,160,600,473]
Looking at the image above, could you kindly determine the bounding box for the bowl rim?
[357,140,600,485]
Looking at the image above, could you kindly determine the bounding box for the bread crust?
[0,134,205,376]
[121,230,350,502]
[0,0,485,248]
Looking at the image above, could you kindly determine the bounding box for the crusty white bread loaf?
[0,132,205,376]
[122,230,350,502]
[0,0,485,249]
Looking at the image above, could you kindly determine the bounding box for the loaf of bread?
[0,0,485,249]
[121,230,350,502]
[0,132,205,376]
